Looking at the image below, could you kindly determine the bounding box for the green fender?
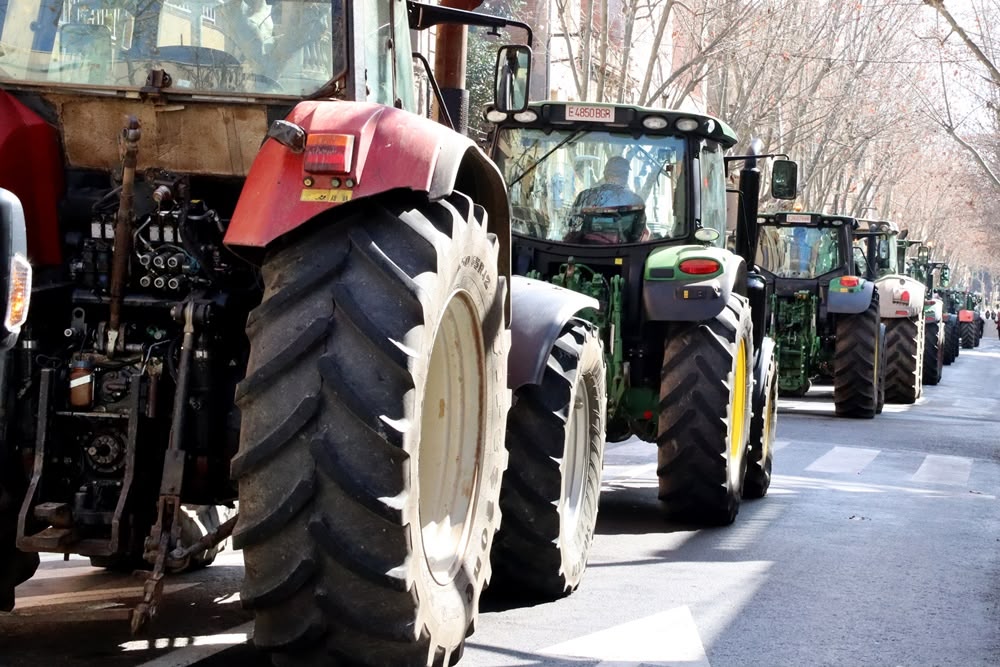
[642,245,746,322]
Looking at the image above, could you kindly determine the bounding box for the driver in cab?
[563,156,648,244]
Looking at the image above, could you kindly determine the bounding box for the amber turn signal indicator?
[5,253,31,333]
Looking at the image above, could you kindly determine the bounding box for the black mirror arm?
[412,52,454,131]
[408,1,534,47]
[724,152,790,165]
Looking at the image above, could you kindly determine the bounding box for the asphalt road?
[3,323,999,667]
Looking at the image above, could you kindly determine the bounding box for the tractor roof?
[857,219,900,234]
[491,101,738,147]
[759,212,857,228]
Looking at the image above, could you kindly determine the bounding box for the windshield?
[493,128,687,245]
[756,225,843,279]
[0,0,344,97]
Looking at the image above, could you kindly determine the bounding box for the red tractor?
[0,2,608,664]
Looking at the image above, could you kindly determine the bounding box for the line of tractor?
[0,2,992,666]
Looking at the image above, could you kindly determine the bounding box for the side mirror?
[899,228,909,241]
[694,227,721,245]
[940,265,951,287]
[770,159,798,200]
[493,45,531,113]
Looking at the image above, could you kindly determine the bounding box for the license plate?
[565,105,615,122]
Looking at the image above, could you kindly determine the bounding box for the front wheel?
[744,344,777,499]
[233,192,509,666]
[657,294,753,525]
[944,318,959,364]
[491,321,606,598]
[923,322,944,386]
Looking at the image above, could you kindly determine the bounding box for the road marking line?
[541,607,710,666]
[772,438,791,451]
[14,583,197,609]
[777,473,996,498]
[602,462,658,481]
[911,454,973,485]
[129,621,254,666]
[805,446,880,474]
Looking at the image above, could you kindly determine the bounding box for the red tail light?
[304,133,355,174]
[900,290,911,304]
[840,275,860,287]
[679,258,721,275]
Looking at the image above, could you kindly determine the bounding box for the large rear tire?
[1,461,38,612]
[744,345,777,500]
[960,321,975,349]
[883,318,923,404]
[657,294,753,525]
[233,192,509,666]
[923,321,944,386]
[833,291,880,418]
[491,321,606,598]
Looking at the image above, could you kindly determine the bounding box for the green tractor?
[855,221,927,404]
[755,212,885,418]
[486,101,799,524]
[935,268,963,364]
[904,243,948,383]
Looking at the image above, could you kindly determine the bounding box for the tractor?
[904,243,948,383]
[755,212,885,418]
[0,1,611,664]
[854,221,927,404]
[486,101,801,524]
[956,290,985,348]
[934,267,963,364]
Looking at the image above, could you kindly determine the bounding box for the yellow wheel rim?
[729,337,748,461]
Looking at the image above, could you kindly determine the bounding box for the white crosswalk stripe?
[910,454,973,485]
[804,446,880,474]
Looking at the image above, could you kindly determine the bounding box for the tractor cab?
[756,212,858,290]
[855,220,908,279]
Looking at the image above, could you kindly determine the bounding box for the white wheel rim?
[418,290,485,586]
[561,374,590,540]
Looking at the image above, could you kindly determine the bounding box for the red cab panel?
[225,101,474,248]
[0,92,65,265]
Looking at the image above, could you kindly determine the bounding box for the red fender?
[0,92,64,266]
[225,101,500,248]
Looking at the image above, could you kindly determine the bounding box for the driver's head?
[604,156,630,185]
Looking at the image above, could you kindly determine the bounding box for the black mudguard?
[508,276,599,391]
[827,281,875,315]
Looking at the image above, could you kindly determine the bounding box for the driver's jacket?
[572,183,644,210]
